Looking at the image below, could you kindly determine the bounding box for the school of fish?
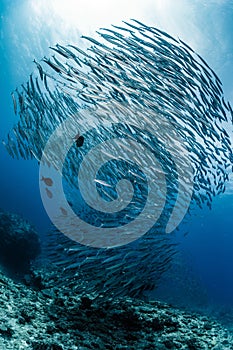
[4,20,233,297]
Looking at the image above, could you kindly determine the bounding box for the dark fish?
[74,134,84,148]
[33,59,44,81]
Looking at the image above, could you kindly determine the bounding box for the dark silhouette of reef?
[0,209,41,275]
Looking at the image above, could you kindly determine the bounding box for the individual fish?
[41,176,53,186]
[33,59,44,81]
[94,179,112,188]
[74,133,84,148]
[43,57,63,74]
[45,187,53,199]
[11,92,17,115]
[60,207,68,216]
[68,44,92,60]
[29,73,35,94]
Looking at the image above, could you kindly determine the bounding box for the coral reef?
[0,266,232,349]
[0,210,41,273]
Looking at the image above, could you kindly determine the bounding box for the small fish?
[94,179,112,187]
[60,207,68,216]
[11,92,17,115]
[74,133,84,147]
[33,59,44,81]
[81,35,104,47]
[45,188,53,199]
[41,176,53,186]
[43,57,62,74]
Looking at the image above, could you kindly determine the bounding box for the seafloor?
[0,265,233,350]
[0,209,232,349]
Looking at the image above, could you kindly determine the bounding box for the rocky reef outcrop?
[0,210,41,273]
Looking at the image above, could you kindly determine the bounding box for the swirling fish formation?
[4,20,233,297]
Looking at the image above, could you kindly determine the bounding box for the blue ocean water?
[0,0,233,326]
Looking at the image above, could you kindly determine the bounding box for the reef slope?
[0,267,232,350]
